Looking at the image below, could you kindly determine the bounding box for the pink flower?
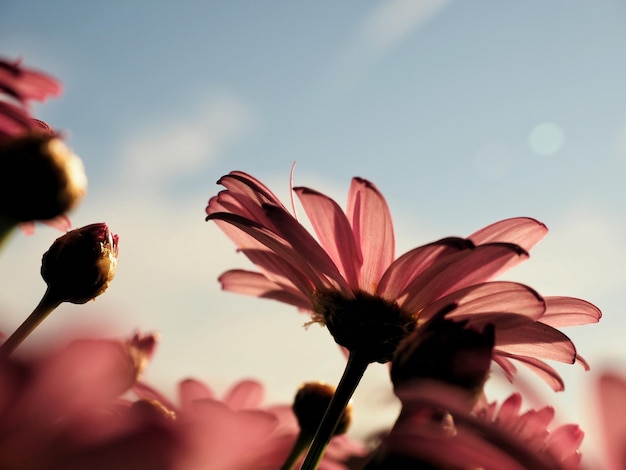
[0,333,178,469]
[206,172,600,388]
[371,383,583,469]
[134,378,366,470]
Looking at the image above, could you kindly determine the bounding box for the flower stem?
[0,214,16,252]
[0,288,62,356]
[299,352,369,470]
[280,430,313,470]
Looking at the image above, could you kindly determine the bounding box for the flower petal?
[597,373,626,470]
[346,177,395,293]
[419,281,546,326]
[179,378,216,412]
[469,217,548,252]
[207,212,348,294]
[377,237,474,301]
[495,320,577,364]
[541,296,602,327]
[494,352,565,391]
[294,186,361,288]
[223,379,265,411]
[400,243,529,313]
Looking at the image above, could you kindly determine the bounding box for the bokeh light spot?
[528,122,565,156]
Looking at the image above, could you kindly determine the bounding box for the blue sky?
[2,0,626,460]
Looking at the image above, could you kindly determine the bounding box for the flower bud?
[41,223,119,303]
[391,305,494,406]
[0,132,86,222]
[292,382,352,437]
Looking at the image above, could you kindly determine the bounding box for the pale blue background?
[1,1,625,463]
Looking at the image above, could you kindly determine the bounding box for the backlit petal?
[469,217,548,252]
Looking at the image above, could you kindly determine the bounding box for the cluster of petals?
[375,383,583,470]
[134,377,366,469]
[0,57,60,139]
[206,171,601,389]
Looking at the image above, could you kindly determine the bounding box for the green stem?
[0,214,17,252]
[299,352,369,470]
[280,430,313,470]
[0,288,62,356]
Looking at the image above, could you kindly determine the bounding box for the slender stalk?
[0,288,62,356]
[299,352,369,470]
[0,214,17,252]
[280,430,313,470]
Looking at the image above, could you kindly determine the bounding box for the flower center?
[311,290,416,364]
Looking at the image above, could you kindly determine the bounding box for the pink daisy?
[371,383,583,469]
[134,378,365,469]
[206,171,600,388]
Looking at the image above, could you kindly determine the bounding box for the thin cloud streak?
[323,0,451,90]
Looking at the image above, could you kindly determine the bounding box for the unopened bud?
[292,382,352,436]
[41,222,119,303]
[391,305,494,406]
[0,132,86,222]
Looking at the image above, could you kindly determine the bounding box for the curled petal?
[469,217,548,252]
[495,321,577,364]
[541,296,602,327]
[494,351,565,391]
[419,281,546,325]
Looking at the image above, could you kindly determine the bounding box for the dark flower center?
[311,290,416,364]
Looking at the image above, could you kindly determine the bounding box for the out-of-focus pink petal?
[468,217,548,252]
[219,270,311,310]
[541,296,602,327]
[399,243,528,313]
[133,381,178,411]
[597,373,626,470]
[179,378,216,412]
[223,379,265,410]
[0,58,62,103]
[294,186,361,288]
[546,424,584,467]
[377,237,474,301]
[495,321,576,364]
[419,281,546,325]
[346,177,395,293]
[494,351,565,391]
[0,100,34,138]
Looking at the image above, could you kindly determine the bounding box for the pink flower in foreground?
[369,384,583,469]
[206,171,600,388]
[0,333,178,469]
[135,378,365,470]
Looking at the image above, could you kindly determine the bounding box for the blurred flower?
[134,378,366,470]
[0,57,84,231]
[0,333,179,470]
[367,384,583,470]
[596,372,626,470]
[41,222,119,304]
[206,172,600,385]
[0,133,87,223]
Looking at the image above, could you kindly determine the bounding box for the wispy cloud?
[116,94,253,191]
[324,0,451,89]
